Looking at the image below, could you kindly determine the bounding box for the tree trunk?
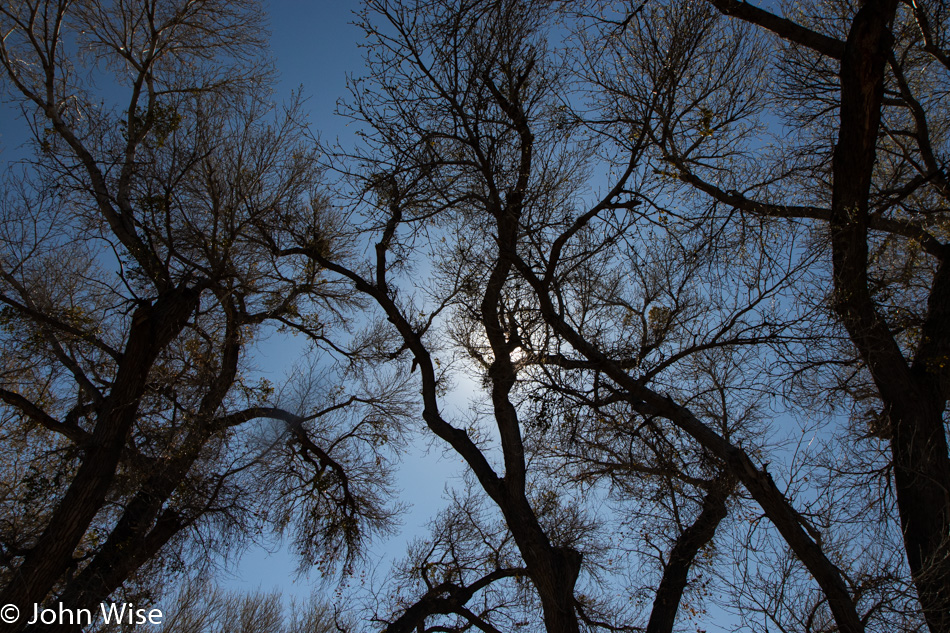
[829,2,950,631]
[646,474,732,633]
[0,288,199,632]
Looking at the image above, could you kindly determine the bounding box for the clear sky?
[266,0,366,146]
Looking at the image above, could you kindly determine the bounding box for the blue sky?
[0,0,466,606]
[0,2,361,157]
[267,0,365,145]
[0,2,870,629]
[229,1,467,601]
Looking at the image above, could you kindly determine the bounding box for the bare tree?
[600,0,950,629]
[92,580,345,633]
[0,0,407,628]
[292,0,884,631]
[3,0,945,632]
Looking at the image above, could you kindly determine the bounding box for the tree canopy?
[0,0,408,629]
[1,0,948,632]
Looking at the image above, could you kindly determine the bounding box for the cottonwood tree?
[292,0,881,631]
[3,1,943,632]
[368,481,536,633]
[583,0,950,630]
[0,0,406,628]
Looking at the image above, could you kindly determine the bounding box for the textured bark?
[39,450,202,633]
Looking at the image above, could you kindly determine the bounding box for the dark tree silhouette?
[2,0,947,632]
[0,1,406,629]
